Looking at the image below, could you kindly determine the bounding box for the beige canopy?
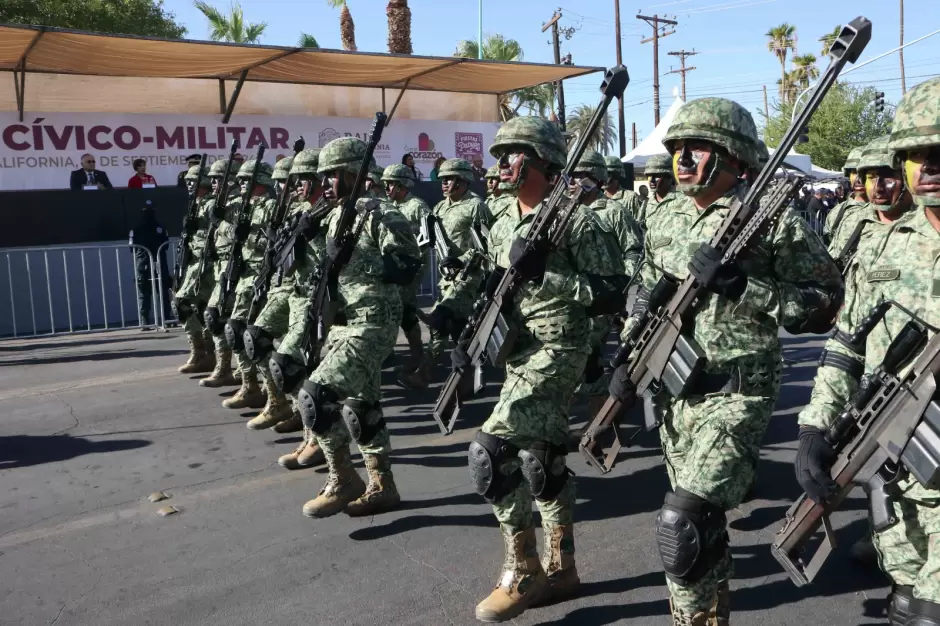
[0,24,600,122]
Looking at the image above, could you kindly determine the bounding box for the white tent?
[622,96,685,168]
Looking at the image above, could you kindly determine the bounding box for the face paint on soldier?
[570,172,600,204]
[210,177,221,195]
[442,176,467,201]
[904,146,940,206]
[486,177,501,196]
[672,141,713,184]
[864,167,910,217]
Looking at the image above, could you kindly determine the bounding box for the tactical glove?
[451,341,472,370]
[326,236,351,265]
[795,427,838,504]
[608,364,637,407]
[234,220,251,241]
[439,256,465,273]
[688,243,747,301]
[509,237,548,283]
[428,305,454,332]
[297,211,321,239]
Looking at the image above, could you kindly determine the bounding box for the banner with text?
[0,112,501,191]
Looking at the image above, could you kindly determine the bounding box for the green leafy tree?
[194,1,266,43]
[0,0,186,38]
[764,83,894,170]
[790,54,820,89]
[298,33,319,48]
[818,25,842,56]
[566,103,615,154]
[766,23,797,101]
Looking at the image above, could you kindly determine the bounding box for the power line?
[637,13,678,125]
[666,49,698,100]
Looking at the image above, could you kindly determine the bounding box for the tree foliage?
[298,33,320,48]
[566,104,616,155]
[194,1,266,43]
[0,0,187,38]
[764,83,894,171]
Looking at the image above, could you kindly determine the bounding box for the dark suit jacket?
[70,169,113,191]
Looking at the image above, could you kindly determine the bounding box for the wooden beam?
[222,70,248,124]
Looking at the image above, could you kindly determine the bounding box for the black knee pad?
[889,585,915,626]
[428,305,453,332]
[401,305,420,333]
[224,318,247,352]
[518,441,571,502]
[908,598,940,626]
[341,399,386,445]
[204,307,225,335]
[269,352,306,394]
[174,298,192,323]
[447,317,468,343]
[467,431,521,503]
[656,488,728,585]
[244,324,274,363]
[297,380,341,435]
[584,346,604,384]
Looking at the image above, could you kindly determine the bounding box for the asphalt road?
[0,328,890,625]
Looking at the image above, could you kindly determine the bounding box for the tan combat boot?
[710,580,730,626]
[345,453,401,517]
[199,347,238,387]
[539,523,580,604]
[178,334,214,374]
[278,428,326,470]
[302,446,366,518]
[474,525,548,623]
[222,371,266,409]
[247,377,294,430]
[669,598,711,626]
[272,411,303,434]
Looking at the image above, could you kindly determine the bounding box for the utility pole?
[542,11,567,131]
[762,85,769,122]
[632,122,637,149]
[614,0,626,156]
[637,14,677,125]
[900,0,907,93]
[666,49,697,101]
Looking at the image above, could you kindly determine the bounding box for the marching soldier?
[603,155,643,223]
[382,164,431,374]
[824,145,869,244]
[643,153,677,220]
[458,117,626,622]
[795,77,940,626]
[485,165,502,200]
[400,158,493,390]
[606,97,843,625]
[175,165,216,374]
[294,137,421,519]
[199,159,242,389]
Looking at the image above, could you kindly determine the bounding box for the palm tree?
[766,23,797,100]
[327,0,356,51]
[566,104,615,154]
[193,1,267,43]
[298,33,319,48]
[455,34,525,121]
[387,0,412,54]
[818,25,842,56]
[790,54,819,89]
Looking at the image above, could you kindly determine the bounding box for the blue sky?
[162,0,940,146]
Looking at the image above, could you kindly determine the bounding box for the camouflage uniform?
[402,158,493,389]
[469,117,626,623]
[643,153,677,221]
[798,77,940,623]
[175,165,216,374]
[624,98,843,624]
[604,155,645,225]
[382,163,430,370]
[297,137,421,520]
[199,159,242,388]
[823,146,868,244]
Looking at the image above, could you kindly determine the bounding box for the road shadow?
[0,434,152,469]
[531,571,665,624]
[0,333,175,353]
[349,511,496,541]
[0,348,188,366]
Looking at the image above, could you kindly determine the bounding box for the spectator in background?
[638,185,649,202]
[402,153,423,181]
[470,155,487,181]
[178,154,201,187]
[69,153,113,191]
[805,188,827,231]
[428,156,446,181]
[127,159,157,189]
[129,200,171,330]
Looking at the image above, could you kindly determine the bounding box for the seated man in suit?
[70,154,113,190]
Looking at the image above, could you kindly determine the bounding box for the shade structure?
[0,24,601,95]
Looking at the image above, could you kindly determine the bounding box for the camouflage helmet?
[857,136,895,172]
[755,139,770,166]
[572,149,609,183]
[438,158,475,182]
[382,163,416,188]
[888,76,940,155]
[289,148,321,177]
[369,164,384,185]
[272,156,295,182]
[318,137,368,175]
[663,97,760,167]
[485,165,500,180]
[604,155,625,181]
[185,165,212,188]
[235,158,274,187]
[843,146,865,174]
[208,158,236,178]
[644,154,673,176]
[489,117,567,170]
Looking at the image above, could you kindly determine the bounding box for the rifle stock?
[579,15,872,473]
[219,144,266,317]
[197,140,239,290]
[173,153,207,292]
[430,65,630,436]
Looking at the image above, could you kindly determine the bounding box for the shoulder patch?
[867,268,900,282]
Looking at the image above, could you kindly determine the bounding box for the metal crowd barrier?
[1,243,161,339]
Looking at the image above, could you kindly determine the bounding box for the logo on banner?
[318,128,342,148]
[455,132,484,161]
[405,132,443,162]
[317,127,391,161]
